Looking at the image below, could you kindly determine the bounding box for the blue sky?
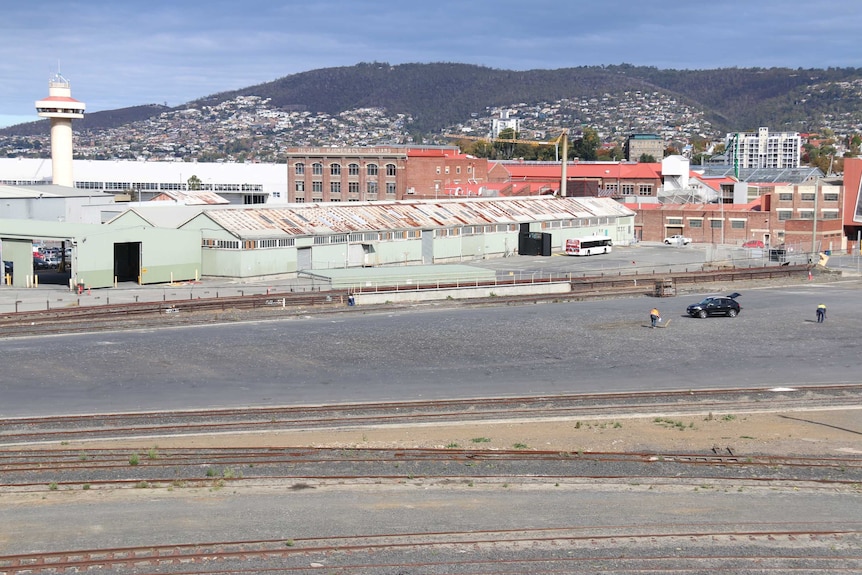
[1,0,860,127]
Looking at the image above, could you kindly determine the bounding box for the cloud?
[1,0,860,117]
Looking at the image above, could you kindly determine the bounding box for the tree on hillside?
[569,127,600,161]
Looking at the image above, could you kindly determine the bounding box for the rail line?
[2,385,860,445]
[1,446,861,493]
[0,525,859,574]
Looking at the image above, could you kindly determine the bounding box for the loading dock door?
[297,247,312,271]
[421,230,433,264]
[114,242,141,283]
[347,244,365,267]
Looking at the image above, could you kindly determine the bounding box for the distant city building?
[491,110,520,138]
[724,127,801,170]
[625,134,663,162]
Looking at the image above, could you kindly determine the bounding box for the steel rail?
[0,526,857,574]
[2,385,860,445]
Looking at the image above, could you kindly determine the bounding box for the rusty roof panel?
[202,197,634,239]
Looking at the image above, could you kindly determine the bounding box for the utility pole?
[811,177,820,255]
[559,130,569,197]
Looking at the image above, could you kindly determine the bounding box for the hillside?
[201,63,862,134]
[3,63,862,163]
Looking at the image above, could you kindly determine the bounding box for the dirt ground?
[71,408,862,457]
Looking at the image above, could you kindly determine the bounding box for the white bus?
[565,235,613,256]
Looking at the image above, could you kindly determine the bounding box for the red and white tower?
[35,73,85,187]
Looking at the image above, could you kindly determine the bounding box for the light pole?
[811,177,820,256]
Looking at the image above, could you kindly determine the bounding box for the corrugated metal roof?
[201,197,635,239]
[151,189,230,205]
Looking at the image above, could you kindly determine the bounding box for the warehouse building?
[171,196,635,278]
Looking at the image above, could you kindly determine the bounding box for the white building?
[491,110,520,138]
[0,158,288,207]
[724,127,801,170]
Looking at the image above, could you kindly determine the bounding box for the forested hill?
[5,63,862,137]
[201,63,862,133]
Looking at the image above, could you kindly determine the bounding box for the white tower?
[35,73,85,187]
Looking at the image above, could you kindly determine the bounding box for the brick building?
[489,161,663,199]
[633,181,844,251]
[284,146,488,202]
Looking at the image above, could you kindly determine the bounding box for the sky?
[1,0,860,127]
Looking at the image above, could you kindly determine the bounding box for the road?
[1,277,860,417]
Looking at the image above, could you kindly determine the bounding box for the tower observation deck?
[35,73,85,187]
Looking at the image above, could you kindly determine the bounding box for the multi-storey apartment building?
[724,127,801,170]
[491,110,520,138]
[625,133,664,162]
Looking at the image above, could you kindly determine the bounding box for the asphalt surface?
[2,242,861,418]
[5,241,857,313]
[1,274,860,417]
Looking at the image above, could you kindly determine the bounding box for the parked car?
[742,240,765,249]
[33,256,52,270]
[664,234,692,245]
[686,293,741,318]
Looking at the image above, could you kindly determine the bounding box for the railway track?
[2,385,860,446]
[1,445,861,493]
[1,525,859,574]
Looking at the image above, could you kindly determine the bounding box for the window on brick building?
[312,181,322,193]
[348,182,359,194]
[710,220,723,229]
[312,163,323,175]
[689,219,703,228]
[778,193,792,201]
[638,184,652,196]
[367,164,378,176]
[330,163,341,176]
[621,184,634,195]
[295,181,304,192]
[386,164,397,177]
[330,182,341,194]
[348,163,359,176]
[777,210,792,220]
[798,210,813,219]
[730,220,745,229]
[367,181,378,194]
[386,182,396,195]
[823,192,839,202]
[294,162,305,175]
[801,192,815,201]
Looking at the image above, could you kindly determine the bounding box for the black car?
[686,292,741,318]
